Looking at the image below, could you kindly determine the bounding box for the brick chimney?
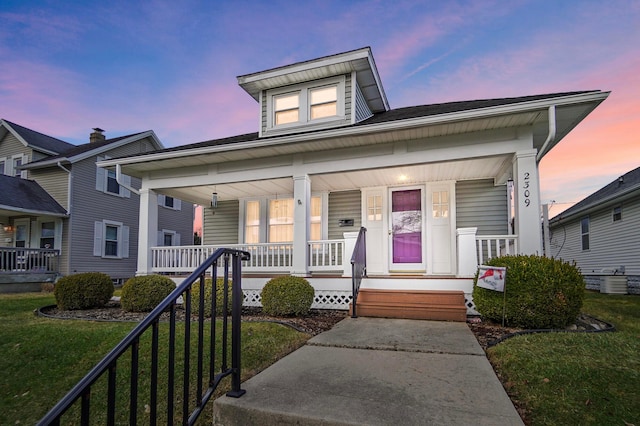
[90,128,106,143]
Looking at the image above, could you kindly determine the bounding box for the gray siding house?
[100,47,609,315]
[0,119,194,289]
[549,165,640,294]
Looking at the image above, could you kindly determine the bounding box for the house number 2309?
[522,172,531,207]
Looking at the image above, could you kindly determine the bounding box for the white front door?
[14,219,30,248]
[427,183,454,274]
[389,186,426,272]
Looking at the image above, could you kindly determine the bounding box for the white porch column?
[512,150,542,255]
[456,227,478,277]
[292,175,310,276]
[137,188,158,276]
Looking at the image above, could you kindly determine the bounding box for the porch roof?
[0,174,68,217]
[99,90,608,179]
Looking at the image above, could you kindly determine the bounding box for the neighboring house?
[0,119,194,290]
[549,165,640,295]
[99,47,609,313]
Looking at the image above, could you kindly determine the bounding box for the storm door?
[389,187,425,271]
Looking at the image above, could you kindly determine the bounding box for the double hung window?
[94,220,129,258]
[580,217,590,251]
[244,196,323,243]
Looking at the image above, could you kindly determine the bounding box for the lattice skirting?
[243,290,352,310]
[465,293,478,315]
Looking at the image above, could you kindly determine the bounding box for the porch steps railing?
[38,248,249,425]
[350,227,367,318]
[349,289,467,322]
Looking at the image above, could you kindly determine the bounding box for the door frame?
[388,185,426,272]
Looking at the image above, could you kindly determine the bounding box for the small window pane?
[164,233,173,246]
[165,196,174,208]
[275,93,299,110]
[276,109,299,125]
[367,195,382,221]
[106,170,119,194]
[310,103,337,119]
[311,197,322,240]
[245,201,261,243]
[0,161,5,175]
[269,199,294,243]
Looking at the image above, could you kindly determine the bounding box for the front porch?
[0,247,60,291]
[152,232,517,314]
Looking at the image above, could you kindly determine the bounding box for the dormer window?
[265,76,345,134]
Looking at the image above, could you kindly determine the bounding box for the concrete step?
[350,289,467,322]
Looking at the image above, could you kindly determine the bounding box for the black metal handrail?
[350,227,367,318]
[38,248,249,425]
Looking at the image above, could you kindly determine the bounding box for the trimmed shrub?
[54,272,114,310]
[121,275,176,312]
[190,278,235,317]
[261,276,314,316]
[473,255,585,329]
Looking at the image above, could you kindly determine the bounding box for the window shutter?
[95,156,105,191]
[157,231,164,246]
[121,174,131,198]
[122,226,130,258]
[175,233,181,246]
[174,199,181,211]
[158,194,165,206]
[93,221,103,256]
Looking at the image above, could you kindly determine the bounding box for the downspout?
[57,162,71,276]
[536,105,556,162]
[115,164,140,195]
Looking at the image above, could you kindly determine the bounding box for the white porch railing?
[152,240,345,274]
[308,240,344,272]
[476,235,519,264]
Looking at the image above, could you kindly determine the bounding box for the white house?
[549,165,640,295]
[99,47,609,317]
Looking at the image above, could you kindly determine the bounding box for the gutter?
[536,105,556,162]
[116,164,140,195]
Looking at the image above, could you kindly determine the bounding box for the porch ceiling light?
[2,224,13,232]
[398,174,408,182]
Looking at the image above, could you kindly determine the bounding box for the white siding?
[550,195,640,275]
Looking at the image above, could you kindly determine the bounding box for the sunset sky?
[1,0,638,221]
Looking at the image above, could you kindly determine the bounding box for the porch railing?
[0,247,60,273]
[308,239,344,271]
[152,240,345,274]
[476,235,518,264]
[38,248,249,425]
[350,227,367,318]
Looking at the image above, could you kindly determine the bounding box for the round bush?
[121,275,176,312]
[261,276,314,316]
[54,272,114,310]
[190,278,235,317]
[473,255,585,329]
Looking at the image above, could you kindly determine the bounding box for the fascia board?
[99,91,609,169]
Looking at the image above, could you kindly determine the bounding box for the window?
[244,196,323,243]
[106,169,120,194]
[13,157,22,177]
[266,76,345,132]
[40,222,55,249]
[158,194,181,210]
[309,86,337,120]
[274,93,299,125]
[367,195,382,221]
[269,198,294,243]
[245,201,261,244]
[158,229,180,246]
[581,217,590,251]
[94,221,129,258]
[612,206,622,222]
[96,156,131,197]
[432,191,449,218]
[0,160,5,175]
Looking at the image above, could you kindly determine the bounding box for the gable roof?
[22,130,162,170]
[550,165,640,224]
[0,119,75,155]
[0,174,68,216]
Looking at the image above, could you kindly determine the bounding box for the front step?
[350,289,467,322]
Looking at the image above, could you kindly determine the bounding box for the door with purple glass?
[390,188,424,268]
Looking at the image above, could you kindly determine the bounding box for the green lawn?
[0,292,308,424]
[488,292,640,425]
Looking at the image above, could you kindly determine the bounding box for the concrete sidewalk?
[213,317,524,425]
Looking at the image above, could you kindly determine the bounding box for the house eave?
[550,184,640,225]
[0,204,68,218]
[99,90,609,176]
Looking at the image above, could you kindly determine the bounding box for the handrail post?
[226,251,246,397]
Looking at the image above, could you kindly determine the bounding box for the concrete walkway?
[213,317,524,425]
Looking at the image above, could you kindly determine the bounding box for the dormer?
[237,47,389,138]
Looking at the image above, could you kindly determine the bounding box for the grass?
[488,291,640,425]
[0,292,308,424]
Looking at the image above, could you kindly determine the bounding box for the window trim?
[580,216,590,251]
[265,75,345,133]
